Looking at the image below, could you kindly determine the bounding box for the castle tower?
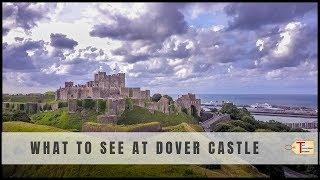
[118,73,125,87]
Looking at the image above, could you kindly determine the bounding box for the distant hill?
[3,91,55,103]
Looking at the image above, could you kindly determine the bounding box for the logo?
[285,140,315,155]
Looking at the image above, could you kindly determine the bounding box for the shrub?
[182,107,188,115]
[82,99,96,110]
[230,120,255,132]
[77,100,83,107]
[169,104,175,113]
[97,99,106,113]
[125,98,133,111]
[43,103,52,111]
[212,123,234,132]
[241,115,256,125]
[229,126,246,132]
[58,101,68,108]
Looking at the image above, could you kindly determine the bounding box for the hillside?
[3,121,67,132]
[31,108,100,131]
[117,106,197,126]
[163,122,203,132]
[3,91,55,103]
[82,121,161,132]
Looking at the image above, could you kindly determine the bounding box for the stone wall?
[55,72,150,101]
[176,93,201,116]
[97,114,118,124]
[68,99,78,113]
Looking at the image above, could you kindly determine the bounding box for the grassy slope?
[3,121,67,132]
[117,106,197,126]
[31,108,100,131]
[163,122,204,132]
[83,121,161,132]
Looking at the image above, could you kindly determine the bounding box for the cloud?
[3,39,45,70]
[224,3,316,30]
[50,33,78,49]
[2,3,317,94]
[254,21,317,70]
[2,3,57,35]
[89,3,188,41]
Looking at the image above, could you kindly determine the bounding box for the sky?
[2,2,318,95]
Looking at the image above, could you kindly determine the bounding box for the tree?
[230,126,246,132]
[212,123,234,132]
[241,115,256,125]
[97,99,107,113]
[82,99,95,110]
[230,120,255,132]
[151,93,162,102]
[219,103,241,119]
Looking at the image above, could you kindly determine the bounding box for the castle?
[55,72,150,100]
[54,72,201,123]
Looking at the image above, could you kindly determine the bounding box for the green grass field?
[117,106,197,126]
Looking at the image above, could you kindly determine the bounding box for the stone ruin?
[2,102,41,114]
[55,72,150,101]
[175,93,201,117]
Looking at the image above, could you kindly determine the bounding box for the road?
[199,113,229,132]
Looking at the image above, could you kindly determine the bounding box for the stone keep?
[55,72,150,101]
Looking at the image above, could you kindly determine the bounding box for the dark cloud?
[90,3,188,41]
[14,37,24,42]
[3,40,45,70]
[224,3,316,30]
[3,27,10,36]
[50,33,78,49]
[2,3,57,35]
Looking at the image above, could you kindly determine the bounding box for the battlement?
[56,72,145,101]
[65,81,74,88]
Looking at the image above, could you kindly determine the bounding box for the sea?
[170,94,317,108]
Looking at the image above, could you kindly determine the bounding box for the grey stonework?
[55,72,150,101]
